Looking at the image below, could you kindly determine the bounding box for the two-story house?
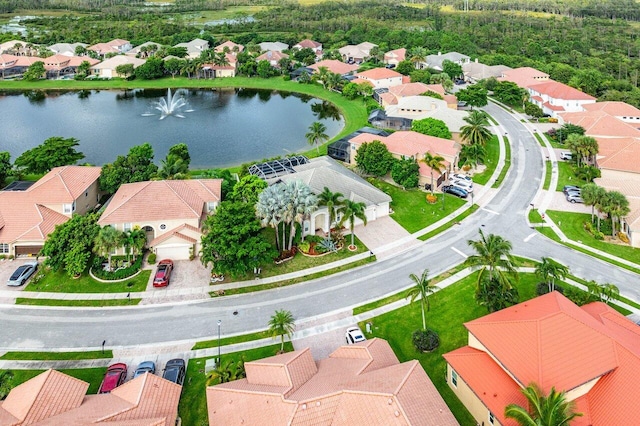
[353,67,404,89]
[174,38,209,59]
[528,81,596,117]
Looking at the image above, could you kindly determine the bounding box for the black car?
[163,358,186,386]
[442,185,468,199]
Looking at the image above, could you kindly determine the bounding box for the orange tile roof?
[595,137,640,173]
[214,40,244,53]
[295,39,322,49]
[356,67,403,81]
[149,223,201,247]
[98,179,222,225]
[499,66,549,88]
[384,48,406,62]
[207,338,458,425]
[583,101,640,117]
[309,60,359,75]
[529,81,596,101]
[559,110,640,138]
[257,50,289,62]
[388,82,430,98]
[28,165,102,203]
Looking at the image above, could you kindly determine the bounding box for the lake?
[0,88,344,168]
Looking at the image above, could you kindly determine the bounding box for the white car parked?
[345,327,366,344]
[449,177,474,193]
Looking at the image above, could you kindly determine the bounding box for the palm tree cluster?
[94,225,146,271]
[423,152,446,195]
[581,183,630,237]
[535,257,569,293]
[566,134,598,168]
[256,180,318,254]
[312,66,345,91]
[317,187,368,248]
[459,110,491,171]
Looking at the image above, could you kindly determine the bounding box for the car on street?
[163,358,186,385]
[98,363,127,393]
[566,192,584,204]
[7,261,38,286]
[442,185,468,199]
[133,361,156,378]
[562,185,581,195]
[153,259,173,288]
[560,152,573,161]
[345,326,366,344]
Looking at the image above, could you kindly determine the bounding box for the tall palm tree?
[466,230,518,290]
[206,357,246,386]
[581,183,605,224]
[268,309,295,352]
[257,184,286,252]
[284,180,318,250]
[606,190,630,237]
[159,154,189,180]
[338,199,368,248]
[459,143,486,170]
[423,152,446,195]
[122,228,146,262]
[94,225,123,272]
[305,121,329,154]
[460,110,492,146]
[406,269,439,331]
[318,187,345,231]
[505,383,582,426]
[535,257,569,293]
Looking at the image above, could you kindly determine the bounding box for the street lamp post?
[217,320,222,365]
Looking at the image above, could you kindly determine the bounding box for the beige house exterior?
[0,166,102,257]
[90,55,145,78]
[98,179,222,260]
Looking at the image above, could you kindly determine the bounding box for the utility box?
[205,358,217,373]
[366,322,372,333]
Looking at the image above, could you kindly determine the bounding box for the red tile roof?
[595,137,640,173]
[529,81,596,101]
[309,60,358,75]
[559,110,640,138]
[356,67,403,81]
[499,66,549,89]
[388,82,430,98]
[295,39,322,49]
[384,48,406,62]
[582,101,640,117]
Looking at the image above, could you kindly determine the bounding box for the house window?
[123,223,132,232]
[0,244,9,254]
[207,201,217,212]
[63,203,74,214]
[451,370,458,387]
[489,412,495,425]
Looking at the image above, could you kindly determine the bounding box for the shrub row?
[92,256,143,280]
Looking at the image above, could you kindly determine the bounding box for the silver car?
[133,361,156,378]
[566,193,584,204]
[7,261,38,286]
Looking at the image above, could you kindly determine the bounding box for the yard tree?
[460,110,492,146]
[411,117,452,139]
[76,60,92,79]
[555,123,585,143]
[268,309,295,352]
[505,383,582,426]
[441,59,463,79]
[0,370,14,400]
[318,186,344,231]
[466,230,518,291]
[164,58,184,78]
[391,156,419,189]
[23,61,45,80]
[410,69,431,84]
[459,143,486,170]
[41,213,100,277]
[257,60,275,78]
[338,199,367,249]
[569,68,604,96]
[115,63,134,79]
[355,140,394,177]
[604,190,630,237]
[201,168,236,198]
[493,81,527,107]
[524,102,544,119]
[581,183,606,223]
[395,60,415,76]
[341,82,359,100]
[99,143,158,193]
[430,72,453,91]
[457,84,488,108]
[14,137,85,174]
[292,47,315,65]
[201,201,276,277]
[158,143,190,179]
[535,257,569,293]
[407,269,439,331]
[305,121,329,154]
[134,57,164,80]
[230,174,267,204]
[94,225,123,272]
[423,152,446,195]
[476,276,519,312]
[0,151,10,186]
[168,143,191,168]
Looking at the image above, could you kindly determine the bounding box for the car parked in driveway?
[98,363,127,393]
[451,173,472,182]
[560,152,573,161]
[153,259,173,287]
[562,185,581,195]
[133,361,156,378]
[566,192,584,203]
[7,261,38,286]
[345,327,366,344]
[163,359,186,385]
[449,178,474,193]
[442,185,468,199]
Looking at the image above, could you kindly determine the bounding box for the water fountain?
[142,88,193,119]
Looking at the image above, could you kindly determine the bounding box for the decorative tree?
[338,199,368,249]
[305,121,329,154]
[466,230,518,291]
[406,269,439,331]
[535,257,569,293]
[268,309,295,352]
[423,151,446,195]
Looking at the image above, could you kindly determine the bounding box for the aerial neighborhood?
[0,2,639,425]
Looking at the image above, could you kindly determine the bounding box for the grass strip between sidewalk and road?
[543,160,552,190]
[0,350,113,360]
[418,205,479,241]
[15,298,142,307]
[192,330,273,351]
[528,209,544,224]
[491,136,511,189]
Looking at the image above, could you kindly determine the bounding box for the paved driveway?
[354,216,419,259]
[141,259,211,305]
[542,190,591,214]
[0,258,39,293]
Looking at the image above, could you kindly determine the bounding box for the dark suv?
[163,358,186,385]
[442,185,468,199]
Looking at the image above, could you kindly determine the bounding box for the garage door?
[155,245,191,261]
[15,245,43,256]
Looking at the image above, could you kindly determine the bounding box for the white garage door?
[155,245,191,261]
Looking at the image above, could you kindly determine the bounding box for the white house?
[174,38,209,59]
[528,81,596,117]
[258,41,288,52]
[353,67,403,89]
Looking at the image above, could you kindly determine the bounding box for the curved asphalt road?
[0,103,637,350]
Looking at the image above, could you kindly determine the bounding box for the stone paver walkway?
[354,216,419,260]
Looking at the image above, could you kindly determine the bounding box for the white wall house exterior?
[528,81,596,117]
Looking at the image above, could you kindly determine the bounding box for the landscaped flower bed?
[91,256,143,281]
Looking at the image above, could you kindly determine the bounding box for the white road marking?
[451,247,468,259]
[482,208,500,215]
[524,232,537,243]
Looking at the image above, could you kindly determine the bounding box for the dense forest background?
[1,0,639,105]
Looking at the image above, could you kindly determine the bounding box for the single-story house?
[353,67,404,89]
[174,38,209,59]
[256,50,289,67]
[462,59,511,83]
[126,41,162,57]
[0,40,38,56]
[97,179,222,260]
[498,66,549,89]
[258,41,288,52]
[0,54,42,79]
[214,40,244,55]
[48,42,87,57]
[87,39,131,56]
[207,338,458,426]
[293,39,322,53]
[0,369,181,425]
[338,42,377,64]
[327,127,390,162]
[528,81,596,117]
[308,59,358,76]
[423,51,470,71]
[383,47,406,66]
[444,291,640,426]
[90,55,145,78]
[350,131,460,189]
[0,165,102,257]
[264,156,391,235]
[43,54,100,78]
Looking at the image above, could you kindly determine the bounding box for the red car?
[153,259,174,287]
[98,363,127,394]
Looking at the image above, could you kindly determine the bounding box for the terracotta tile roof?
[499,66,549,88]
[257,50,289,62]
[384,48,406,62]
[0,53,19,69]
[379,92,397,105]
[559,110,640,138]
[27,166,102,203]
[98,179,222,226]
[42,54,99,70]
[350,77,372,86]
[214,40,244,53]
[595,137,640,173]
[149,223,201,247]
[208,338,457,425]
[388,82,429,98]
[13,56,42,67]
[308,60,358,75]
[295,39,322,49]
[529,81,596,101]
[423,84,446,96]
[583,101,640,117]
[542,101,565,112]
[356,67,403,81]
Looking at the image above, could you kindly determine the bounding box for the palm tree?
[268,309,295,352]
[581,183,605,224]
[409,46,427,68]
[423,152,446,195]
[159,154,189,180]
[305,121,329,154]
[122,228,146,262]
[459,143,486,170]
[94,226,123,272]
[535,257,569,293]
[406,269,439,331]
[460,110,492,146]
[315,66,330,88]
[206,357,246,386]
[284,180,318,250]
[605,190,630,237]
[213,52,230,67]
[505,383,582,426]
[256,184,286,252]
[338,199,367,248]
[318,187,344,232]
[466,230,518,290]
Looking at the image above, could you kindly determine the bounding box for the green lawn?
[360,272,540,426]
[543,160,552,190]
[369,180,466,233]
[555,161,587,191]
[0,350,113,360]
[1,367,106,394]
[471,136,500,186]
[491,135,511,188]
[193,330,273,350]
[179,344,292,426]
[15,298,141,306]
[24,269,150,293]
[546,210,640,264]
[528,209,544,223]
[418,205,479,241]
